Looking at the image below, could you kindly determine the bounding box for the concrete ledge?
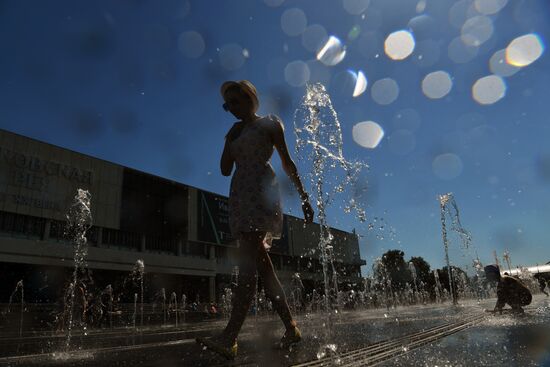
[0,237,216,276]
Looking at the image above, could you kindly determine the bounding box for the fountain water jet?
[7,280,24,338]
[294,83,368,357]
[438,192,472,305]
[64,189,93,351]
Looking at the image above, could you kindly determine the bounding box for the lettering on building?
[0,192,61,211]
[0,146,94,192]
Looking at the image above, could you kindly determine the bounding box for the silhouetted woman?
[196,80,314,359]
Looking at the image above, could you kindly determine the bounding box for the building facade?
[0,128,365,304]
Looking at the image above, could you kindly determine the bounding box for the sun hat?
[220,80,259,112]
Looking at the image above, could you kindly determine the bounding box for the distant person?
[534,273,549,297]
[484,265,532,314]
[196,80,314,360]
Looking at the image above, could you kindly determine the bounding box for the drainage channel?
[292,313,486,367]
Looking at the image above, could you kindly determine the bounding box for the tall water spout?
[294,83,368,357]
[64,189,92,351]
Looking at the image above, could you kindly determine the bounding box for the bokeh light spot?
[353,71,368,97]
[506,33,544,67]
[432,153,463,180]
[284,60,310,87]
[218,43,246,70]
[384,30,415,60]
[489,49,520,77]
[472,75,506,105]
[421,71,453,99]
[317,36,346,66]
[281,8,307,37]
[302,24,328,53]
[371,78,399,105]
[474,0,507,15]
[177,31,205,58]
[352,121,384,149]
[461,15,494,47]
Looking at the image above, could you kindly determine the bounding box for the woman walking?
[196,80,314,359]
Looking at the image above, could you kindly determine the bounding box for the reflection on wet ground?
[1,296,549,366]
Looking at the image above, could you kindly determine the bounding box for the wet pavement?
[1,295,549,366]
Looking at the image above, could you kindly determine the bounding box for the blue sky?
[1,0,549,275]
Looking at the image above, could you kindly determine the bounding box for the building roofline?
[0,128,361,236]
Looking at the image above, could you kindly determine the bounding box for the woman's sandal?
[196,337,238,360]
[278,326,302,349]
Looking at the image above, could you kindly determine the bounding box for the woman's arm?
[271,116,309,202]
[220,124,238,176]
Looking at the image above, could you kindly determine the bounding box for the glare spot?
[219,44,246,70]
[177,31,205,58]
[281,8,307,37]
[416,0,427,13]
[343,0,370,15]
[461,16,494,47]
[331,70,357,95]
[421,71,453,99]
[474,0,507,15]
[242,48,250,58]
[353,71,368,97]
[302,24,329,53]
[264,0,285,7]
[505,33,544,67]
[388,130,416,155]
[317,36,346,66]
[472,75,506,105]
[448,36,479,63]
[348,25,361,41]
[489,49,520,77]
[432,153,463,180]
[284,60,310,87]
[371,78,399,105]
[352,121,384,149]
[384,30,415,60]
[392,108,421,131]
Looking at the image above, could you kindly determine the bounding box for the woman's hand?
[301,198,314,223]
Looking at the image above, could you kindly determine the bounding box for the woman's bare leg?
[256,241,296,331]
[219,231,264,343]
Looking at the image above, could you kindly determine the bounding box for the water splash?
[132,259,145,329]
[294,83,368,354]
[133,293,138,329]
[64,189,93,351]
[438,192,472,305]
[8,280,24,338]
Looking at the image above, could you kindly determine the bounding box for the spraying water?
[130,259,145,329]
[181,294,187,323]
[409,262,419,304]
[438,193,472,305]
[170,292,178,327]
[294,83,368,357]
[133,293,138,329]
[64,189,92,351]
[8,280,24,338]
